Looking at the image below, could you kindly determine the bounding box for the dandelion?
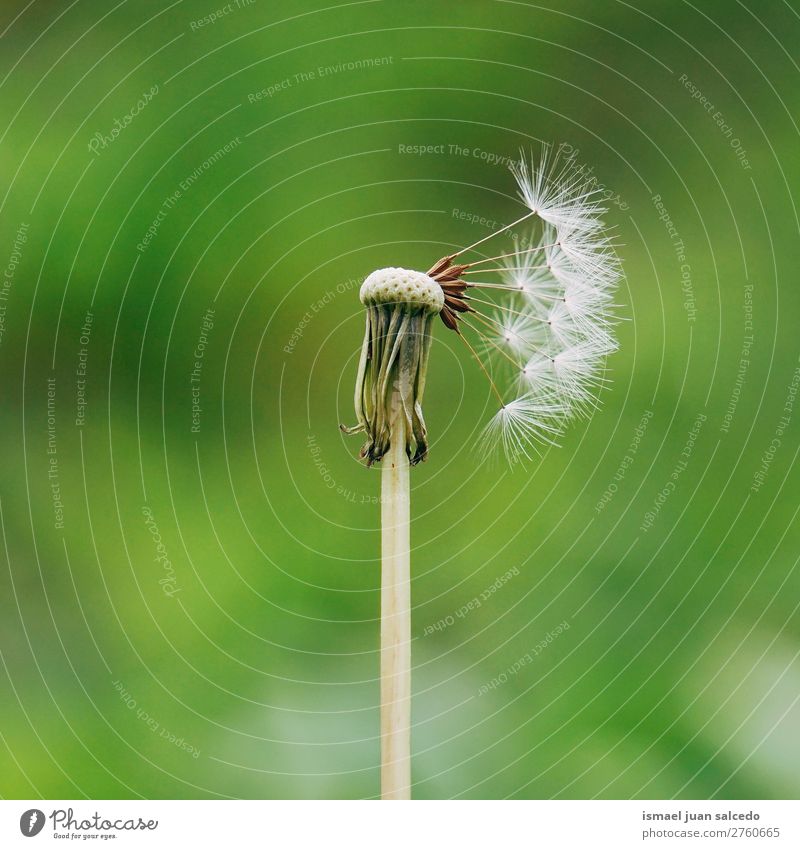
[341,144,621,798]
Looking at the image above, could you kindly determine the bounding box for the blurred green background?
[1,0,799,799]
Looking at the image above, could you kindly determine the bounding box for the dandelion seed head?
[475,147,622,461]
[345,145,621,466]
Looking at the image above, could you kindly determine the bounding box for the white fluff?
[510,145,605,235]
[475,146,622,462]
[477,395,565,464]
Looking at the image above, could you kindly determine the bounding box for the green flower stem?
[380,385,411,800]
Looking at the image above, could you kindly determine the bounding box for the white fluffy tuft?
[473,145,622,463]
[477,395,564,464]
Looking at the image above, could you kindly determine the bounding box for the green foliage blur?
[1,0,799,799]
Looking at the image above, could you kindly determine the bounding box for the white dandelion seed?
[558,229,620,278]
[510,144,605,234]
[551,341,613,416]
[477,394,565,463]
[488,308,545,357]
[498,227,563,304]
[560,282,615,336]
[543,300,582,348]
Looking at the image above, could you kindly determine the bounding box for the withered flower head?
[341,267,444,466]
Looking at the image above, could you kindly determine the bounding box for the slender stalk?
[463,265,549,274]
[380,386,411,800]
[452,209,536,257]
[466,243,558,267]
[457,329,507,408]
